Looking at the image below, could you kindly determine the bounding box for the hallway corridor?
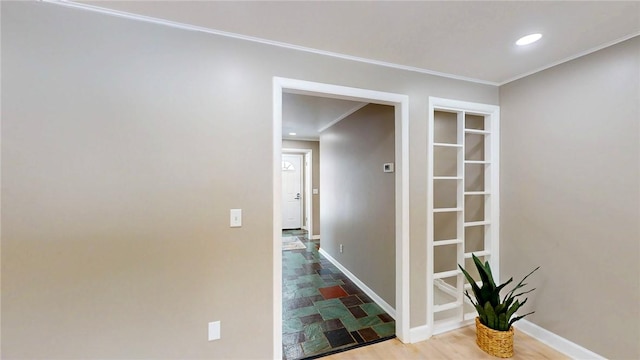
[282,230,395,359]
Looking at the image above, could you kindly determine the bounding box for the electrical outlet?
[339,244,343,253]
[230,209,242,227]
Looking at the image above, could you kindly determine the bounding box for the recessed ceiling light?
[516,33,542,46]
[289,132,297,136]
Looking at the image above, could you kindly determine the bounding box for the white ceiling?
[282,94,367,141]
[74,0,640,139]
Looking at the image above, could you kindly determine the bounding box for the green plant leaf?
[458,257,539,329]
[508,311,535,327]
[504,267,539,300]
[484,301,497,329]
[495,277,513,294]
[459,265,481,303]
[483,259,496,286]
[475,304,487,324]
[463,290,477,307]
[473,254,494,288]
[506,299,520,321]
[498,313,508,331]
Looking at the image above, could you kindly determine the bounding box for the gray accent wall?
[320,104,396,307]
[499,36,640,359]
[1,2,498,358]
[282,140,320,237]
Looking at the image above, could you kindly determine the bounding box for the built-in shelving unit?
[427,98,500,337]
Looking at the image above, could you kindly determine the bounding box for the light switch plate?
[230,209,242,227]
[208,321,220,341]
[312,188,319,195]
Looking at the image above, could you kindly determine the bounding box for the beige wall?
[499,36,640,359]
[1,2,498,358]
[320,104,396,307]
[282,140,320,237]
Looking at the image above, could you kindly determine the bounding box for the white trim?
[272,79,283,360]
[409,325,431,343]
[281,153,304,229]
[304,152,313,238]
[311,235,321,240]
[427,97,500,339]
[432,318,475,336]
[515,320,606,360]
[317,102,368,133]
[45,0,497,86]
[46,1,640,87]
[282,148,313,237]
[319,248,395,319]
[433,278,458,298]
[274,77,410,349]
[282,136,318,142]
[411,316,608,359]
[500,31,640,85]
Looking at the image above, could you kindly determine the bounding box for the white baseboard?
[311,235,320,240]
[409,324,430,343]
[318,248,396,319]
[515,320,606,359]
[411,319,606,360]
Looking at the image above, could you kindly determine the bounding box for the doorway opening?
[281,153,304,230]
[273,77,410,359]
[282,149,313,237]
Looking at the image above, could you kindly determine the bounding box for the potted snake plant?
[459,254,539,358]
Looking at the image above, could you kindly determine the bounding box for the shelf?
[430,101,499,333]
[433,301,462,313]
[464,250,490,259]
[464,221,490,227]
[464,128,490,135]
[464,160,490,164]
[433,239,463,246]
[433,269,461,279]
[433,176,463,180]
[433,207,463,213]
[464,191,490,196]
[433,142,463,148]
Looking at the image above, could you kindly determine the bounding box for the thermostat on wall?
[383,163,394,173]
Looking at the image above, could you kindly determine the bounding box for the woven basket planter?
[475,317,514,358]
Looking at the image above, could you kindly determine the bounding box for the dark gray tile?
[340,295,363,307]
[340,283,361,295]
[348,306,368,319]
[300,313,323,325]
[378,313,394,323]
[284,297,313,311]
[324,327,356,348]
[322,318,345,331]
[350,330,365,344]
[358,327,380,342]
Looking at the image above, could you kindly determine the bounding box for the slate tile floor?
[282,229,395,360]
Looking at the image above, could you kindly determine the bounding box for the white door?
[282,154,303,229]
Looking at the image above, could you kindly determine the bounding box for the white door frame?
[273,77,410,359]
[281,153,304,229]
[282,148,313,237]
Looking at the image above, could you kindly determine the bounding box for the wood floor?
[324,325,569,359]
